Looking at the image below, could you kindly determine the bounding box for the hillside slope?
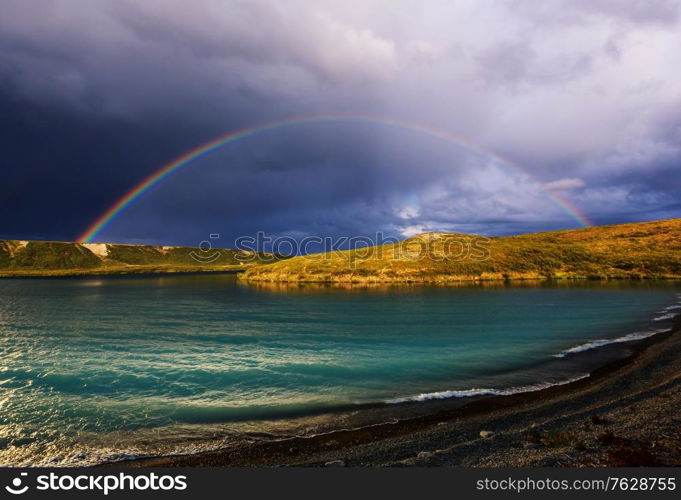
[0,241,280,277]
[241,219,681,283]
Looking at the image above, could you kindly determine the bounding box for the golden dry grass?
[242,218,681,283]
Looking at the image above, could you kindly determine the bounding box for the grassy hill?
[241,218,681,283]
[0,240,281,277]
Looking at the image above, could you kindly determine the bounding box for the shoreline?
[6,272,678,285]
[241,274,681,284]
[1,270,677,281]
[0,266,247,278]
[115,313,681,467]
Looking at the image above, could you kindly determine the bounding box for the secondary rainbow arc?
[78,114,592,243]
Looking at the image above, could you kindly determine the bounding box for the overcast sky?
[2,0,680,246]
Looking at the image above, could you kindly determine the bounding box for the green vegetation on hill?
[241,219,681,283]
[0,241,281,277]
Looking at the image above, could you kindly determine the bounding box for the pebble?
[480,430,494,438]
[324,460,346,467]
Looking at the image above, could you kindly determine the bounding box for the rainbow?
[78,114,592,243]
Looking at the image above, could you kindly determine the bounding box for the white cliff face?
[16,241,28,249]
[82,243,109,258]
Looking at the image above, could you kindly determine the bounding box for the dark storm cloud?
[1,0,680,245]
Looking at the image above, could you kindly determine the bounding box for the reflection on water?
[243,277,680,293]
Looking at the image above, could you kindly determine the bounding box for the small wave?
[662,305,681,312]
[553,328,667,358]
[386,374,589,404]
[653,313,677,322]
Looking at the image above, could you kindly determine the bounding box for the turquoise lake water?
[0,275,679,465]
